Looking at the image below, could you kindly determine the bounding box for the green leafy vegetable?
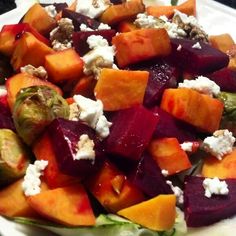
[171,0,179,6]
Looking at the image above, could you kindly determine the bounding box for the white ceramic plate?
[0,1,236,235]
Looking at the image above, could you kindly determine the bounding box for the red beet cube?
[106,105,159,161]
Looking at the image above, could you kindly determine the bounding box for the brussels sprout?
[13,86,69,145]
[0,129,30,187]
[217,92,236,136]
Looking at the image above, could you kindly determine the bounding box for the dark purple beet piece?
[167,38,229,74]
[106,105,159,161]
[48,118,103,177]
[184,176,236,227]
[73,30,116,56]
[128,59,179,107]
[62,9,101,32]
[130,152,173,197]
[152,106,197,143]
[110,0,124,4]
[207,67,236,92]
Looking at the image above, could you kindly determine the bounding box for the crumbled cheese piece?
[161,169,169,177]
[0,88,7,96]
[203,177,229,198]
[173,10,199,27]
[177,44,182,51]
[22,160,48,197]
[73,95,112,138]
[202,129,235,160]
[98,22,111,30]
[166,180,183,204]
[192,42,202,49]
[180,142,193,152]
[134,13,186,38]
[69,103,80,121]
[82,35,116,78]
[50,18,74,51]
[20,64,48,79]
[74,134,95,162]
[44,5,57,18]
[80,23,93,31]
[178,76,220,96]
[76,0,110,19]
[134,13,158,28]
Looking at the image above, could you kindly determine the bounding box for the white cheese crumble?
[134,13,186,39]
[0,88,7,97]
[82,35,116,78]
[80,23,93,31]
[74,134,95,162]
[22,160,48,197]
[161,169,169,177]
[177,44,182,51]
[44,5,57,18]
[202,129,235,160]
[192,42,202,49]
[173,9,199,28]
[166,180,184,204]
[180,142,193,152]
[178,76,221,97]
[20,64,48,79]
[203,177,229,198]
[80,23,111,32]
[98,22,111,30]
[76,0,110,19]
[73,95,112,138]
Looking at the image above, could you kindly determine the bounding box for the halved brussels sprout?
[13,86,69,145]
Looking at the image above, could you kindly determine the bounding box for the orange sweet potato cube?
[86,161,145,213]
[99,0,145,25]
[95,68,149,111]
[27,184,96,226]
[160,88,224,133]
[45,48,84,84]
[118,21,138,33]
[22,3,57,36]
[149,138,192,175]
[118,194,176,231]
[11,32,54,71]
[147,0,196,18]
[209,34,235,53]
[202,149,236,179]
[112,28,171,68]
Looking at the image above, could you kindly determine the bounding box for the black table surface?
[0,0,235,15]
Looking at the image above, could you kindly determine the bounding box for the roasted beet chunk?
[184,176,236,227]
[106,105,159,161]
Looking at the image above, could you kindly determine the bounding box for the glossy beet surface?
[128,59,179,107]
[106,105,159,161]
[152,107,197,143]
[62,9,101,32]
[48,118,103,177]
[73,30,116,56]
[184,176,236,227]
[207,67,236,93]
[168,38,229,74]
[131,152,173,197]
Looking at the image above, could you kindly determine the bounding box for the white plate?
[0,1,236,235]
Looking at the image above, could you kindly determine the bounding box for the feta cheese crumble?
[192,42,202,49]
[177,44,182,51]
[80,23,111,32]
[161,169,169,177]
[20,64,48,79]
[82,35,116,78]
[72,95,112,138]
[80,23,93,31]
[202,129,235,160]
[76,0,110,19]
[178,76,221,97]
[166,180,184,204]
[22,160,48,197]
[50,18,74,51]
[44,5,57,18]
[180,142,193,152]
[0,88,7,96]
[203,177,229,198]
[134,13,186,39]
[74,134,95,162]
